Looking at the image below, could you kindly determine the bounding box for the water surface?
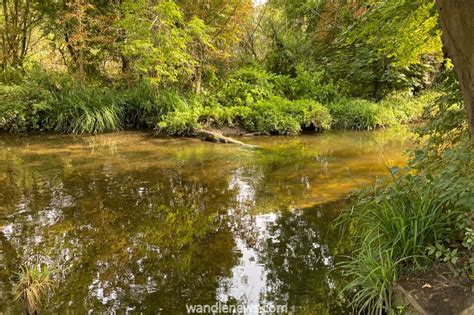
[0,129,412,313]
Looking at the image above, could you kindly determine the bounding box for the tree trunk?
[436,0,474,145]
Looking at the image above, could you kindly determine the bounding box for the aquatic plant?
[14,264,53,315]
[0,69,124,134]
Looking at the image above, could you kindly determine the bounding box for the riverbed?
[0,129,412,313]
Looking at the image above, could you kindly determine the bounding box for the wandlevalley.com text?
[186,303,290,314]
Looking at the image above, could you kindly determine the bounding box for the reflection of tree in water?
[0,132,401,313]
[220,167,345,312]
[0,152,240,313]
[259,207,345,313]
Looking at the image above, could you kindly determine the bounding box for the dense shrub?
[380,90,440,124]
[198,105,249,128]
[215,66,340,107]
[155,93,204,135]
[327,98,397,130]
[0,67,438,136]
[216,67,276,107]
[273,66,340,103]
[243,97,332,135]
[157,109,200,136]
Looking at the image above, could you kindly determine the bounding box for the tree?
[0,0,42,69]
[436,0,474,145]
[119,0,208,86]
[38,0,121,76]
[178,0,253,92]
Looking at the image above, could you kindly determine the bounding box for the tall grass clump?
[327,98,397,130]
[340,174,462,314]
[340,246,402,315]
[338,84,473,312]
[46,80,124,134]
[121,81,161,128]
[0,68,124,133]
[380,90,440,124]
[14,264,53,315]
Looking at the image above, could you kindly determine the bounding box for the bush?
[215,65,341,107]
[273,65,340,103]
[198,105,243,128]
[380,90,440,124]
[327,98,397,130]
[243,97,332,135]
[155,96,332,136]
[216,67,276,107]
[156,109,200,136]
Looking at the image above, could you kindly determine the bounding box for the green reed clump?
[338,172,460,314]
[0,69,124,133]
[339,246,402,315]
[14,264,53,315]
[327,98,397,130]
[47,81,124,134]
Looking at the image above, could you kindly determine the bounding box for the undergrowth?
[0,67,438,135]
[337,73,473,314]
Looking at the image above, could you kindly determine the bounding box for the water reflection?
[0,129,411,313]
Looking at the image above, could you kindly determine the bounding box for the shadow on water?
[0,129,412,313]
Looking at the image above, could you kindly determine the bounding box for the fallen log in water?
[193,129,258,149]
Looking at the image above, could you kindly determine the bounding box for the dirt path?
[395,264,473,314]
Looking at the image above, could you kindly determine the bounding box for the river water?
[0,129,412,313]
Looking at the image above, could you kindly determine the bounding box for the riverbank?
[0,67,440,136]
[395,264,473,315]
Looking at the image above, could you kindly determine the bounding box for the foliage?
[339,246,400,315]
[339,78,473,313]
[198,104,249,128]
[338,167,468,313]
[14,264,53,315]
[121,81,161,128]
[243,97,332,135]
[157,108,200,136]
[0,69,124,133]
[216,66,276,107]
[273,65,340,103]
[327,98,397,130]
[380,90,440,124]
[119,0,205,85]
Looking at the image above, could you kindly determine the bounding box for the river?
[0,128,412,313]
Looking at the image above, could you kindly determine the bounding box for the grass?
[327,98,397,130]
[339,246,402,315]
[337,175,459,314]
[14,264,53,314]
